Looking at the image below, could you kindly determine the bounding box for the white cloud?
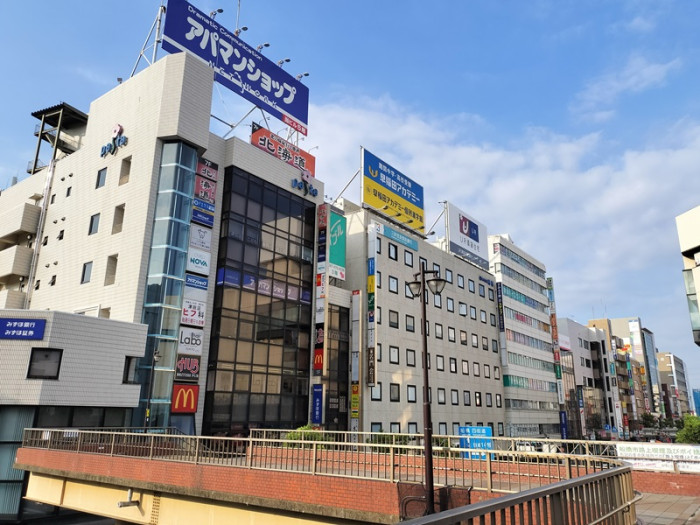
[307,95,700,376]
[571,55,682,122]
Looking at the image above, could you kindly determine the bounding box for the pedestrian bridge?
[14,428,654,524]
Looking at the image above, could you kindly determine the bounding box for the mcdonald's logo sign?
[172,384,199,413]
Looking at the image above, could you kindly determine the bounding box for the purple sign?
[162,0,309,135]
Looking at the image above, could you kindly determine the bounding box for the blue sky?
[2,1,700,400]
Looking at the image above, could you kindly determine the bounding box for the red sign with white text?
[251,123,316,176]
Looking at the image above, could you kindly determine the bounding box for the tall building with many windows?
[0,52,324,437]
[335,201,506,436]
[488,234,559,437]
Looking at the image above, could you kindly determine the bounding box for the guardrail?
[22,428,628,494]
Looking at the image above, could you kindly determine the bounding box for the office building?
[658,352,691,420]
[557,318,607,439]
[333,200,506,436]
[488,234,559,437]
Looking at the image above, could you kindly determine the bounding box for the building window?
[492,339,499,353]
[66,186,72,197]
[498,422,504,436]
[377,343,382,362]
[458,274,464,288]
[437,388,446,404]
[57,230,64,240]
[81,261,93,284]
[473,362,480,376]
[471,334,478,347]
[120,156,131,185]
[104,254,118,286]
[445,269,453,283]
[479,284,486,297]
[376,306,381,324]
[404,250,413,267]
[447,297,454,312]
[49,275,56,286]
[475,392,482,407]
[494,366,501,379]
[462,360,469,375]
[27,348,63,379]
[451,389,459,405]
[112,204,125,234]
[371,422,382,433]
[448,327,455,342]
[406,315,415,332]
[390,383,400,402]
[50,194,56,204]
[390,422,400,433]
[459,302,467,316]
[482,336,489,350]
[433,293,442,308]
[490,313,496,326]
[488,288,495,301]
[388,310,399,329]
[436,355,445,371]
[390,345,399,364]
[123,356,138,384]
[419,257,427,271]
[376,271,381,288]
[438,422,447,435]
[435,324,443,339]
[468,279,475,293]
[433,263,440,275]
[480,310,487,323]
[405,282,414,298]
[408,422,418,434]
[463,391,471,406]
[470,306,477,320]
[89,213,100,235]
[407,385,417,403]
[460,330,468,345]
[388,243,397,260]
[371,382,382,401]
[96,167,107,188]
[496,394,502,408]
[449,357,457,373]
[484,364,491,378]
[388,276,398,294]
[406,349,416,367]
[376,238,381,254]
[42,236,48,246]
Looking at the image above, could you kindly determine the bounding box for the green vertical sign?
[328,211,346,280]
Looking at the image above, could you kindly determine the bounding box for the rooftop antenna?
[330,169,361,206]
[130,1,167,78]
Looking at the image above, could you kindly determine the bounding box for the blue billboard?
[459,426,494,460]
[162,0,309,135]
[0,318,46,340]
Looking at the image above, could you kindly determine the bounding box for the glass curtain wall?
[136,142,197,428]
[204,167,315,435]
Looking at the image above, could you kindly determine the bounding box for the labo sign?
[178,326,203,355]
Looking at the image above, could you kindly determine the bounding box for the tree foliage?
[675,415,700,444]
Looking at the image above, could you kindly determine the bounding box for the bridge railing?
[402,466,641,525]
[22,428,629,495]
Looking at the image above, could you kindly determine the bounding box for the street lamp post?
[408,262,446,514]
[144,349,161,428]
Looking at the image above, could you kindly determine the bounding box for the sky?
[1,1,699,399]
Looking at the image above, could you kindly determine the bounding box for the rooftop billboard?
[445,201,488,270]
[361,148,424,233]
[162,0,309,135]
